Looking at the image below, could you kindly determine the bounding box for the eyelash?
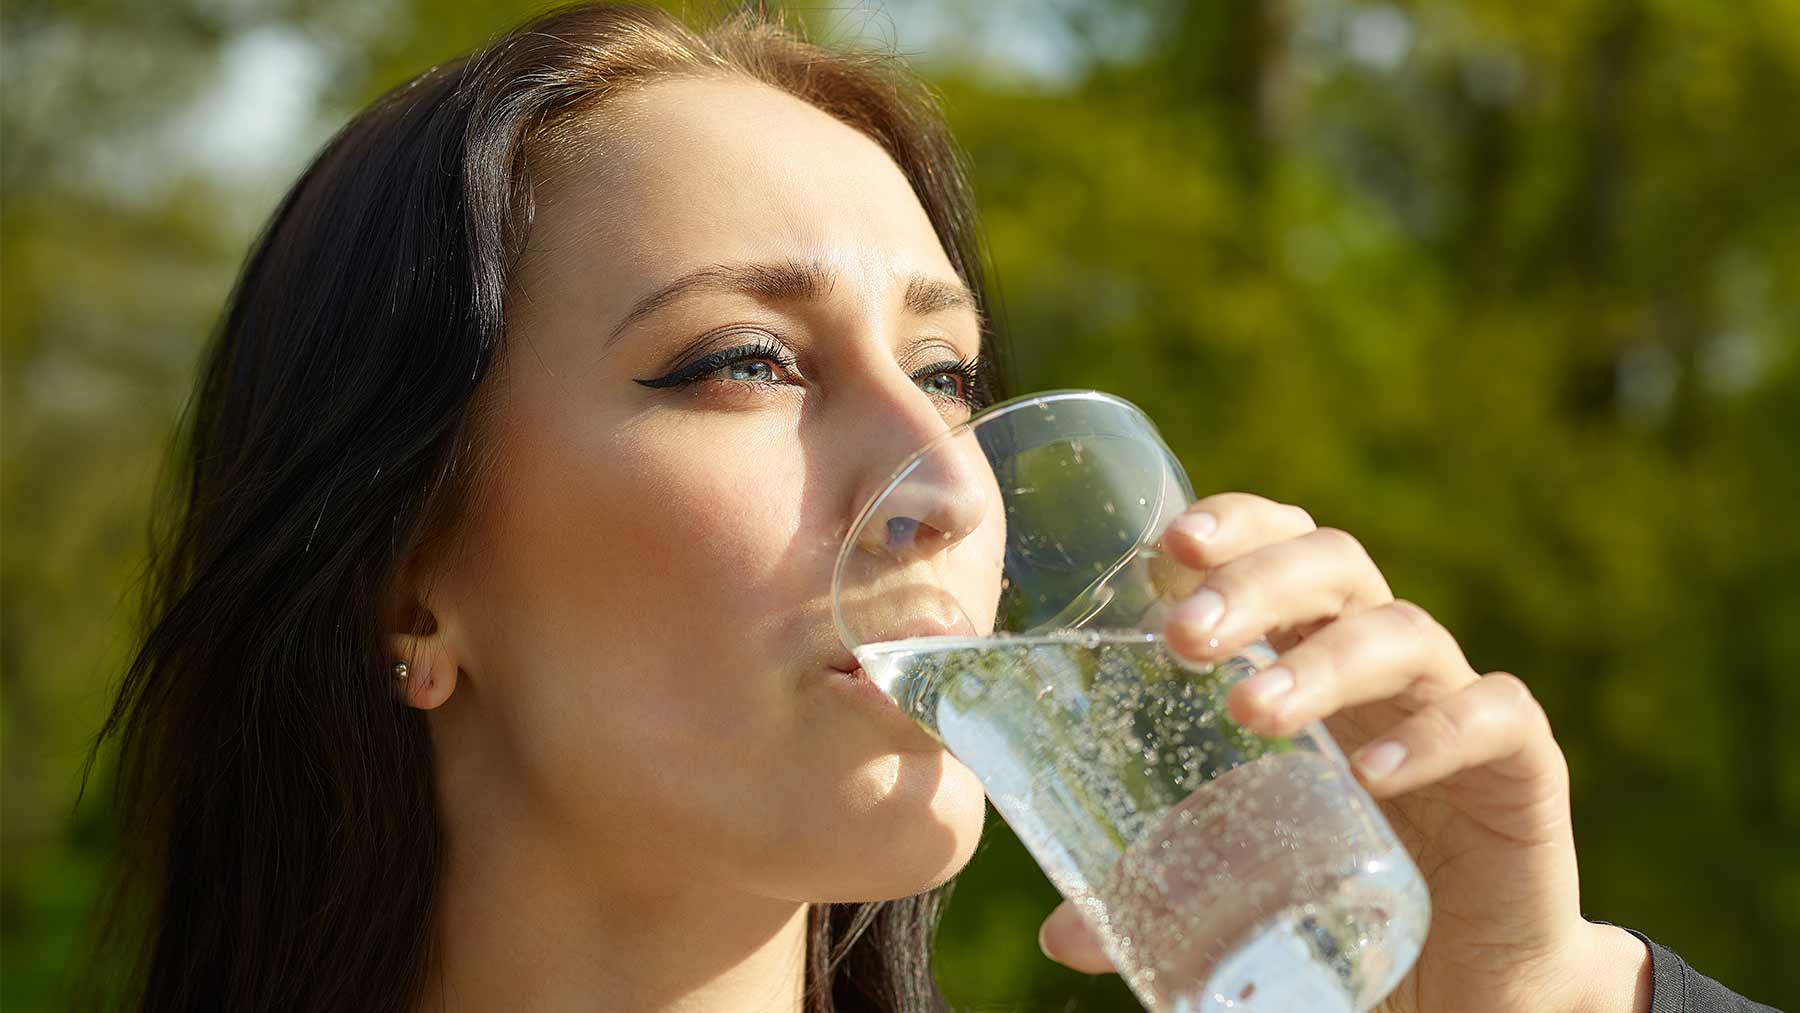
[636,334,992,412]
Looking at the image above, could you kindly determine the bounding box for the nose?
[849,411,992,567]
[856,455,988,563]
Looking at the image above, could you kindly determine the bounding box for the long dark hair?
[85,3,1013,1009]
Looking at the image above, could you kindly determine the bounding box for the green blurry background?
[4,0,1797,1008]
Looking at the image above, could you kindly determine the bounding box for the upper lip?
[829,612,973,672]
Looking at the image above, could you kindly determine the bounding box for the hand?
[1035,493,1652,1013]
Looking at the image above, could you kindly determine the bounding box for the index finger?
[1159,492,1318,571]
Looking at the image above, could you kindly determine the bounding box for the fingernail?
[1038,905,1076,959]
[1353,739,1408,779]
[1171,588,1226,634]
[1239,664,1293,709]
[1173,512,1218,543]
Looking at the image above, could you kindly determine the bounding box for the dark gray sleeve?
[1615,925,1786,1013]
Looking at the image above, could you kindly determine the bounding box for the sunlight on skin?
[387,75,993,1011]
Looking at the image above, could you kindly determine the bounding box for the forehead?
[518,74,958,299]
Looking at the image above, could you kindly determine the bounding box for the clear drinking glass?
[831,389,1430,1012]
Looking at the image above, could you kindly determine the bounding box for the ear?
[383,560,461,711]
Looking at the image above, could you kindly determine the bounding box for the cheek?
[480,405,811,658]
[451,402,817,795]
[603,419,811,600]
[447,395,987,895]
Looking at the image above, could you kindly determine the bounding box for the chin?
[811,752,989,902]
[909,758,988,891]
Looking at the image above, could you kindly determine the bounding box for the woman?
[89,3,1776,1011]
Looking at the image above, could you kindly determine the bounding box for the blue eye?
[634,335,798,390]
[912,358,991,413]
[724,359,778,382]
[635,336,991,414]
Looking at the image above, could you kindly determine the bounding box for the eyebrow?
[602,259,983,348]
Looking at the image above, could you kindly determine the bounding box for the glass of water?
[831,389,1429,1012]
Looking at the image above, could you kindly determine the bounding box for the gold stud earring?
[392,661,410,681]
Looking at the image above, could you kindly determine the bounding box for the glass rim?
[831,388,1168,642]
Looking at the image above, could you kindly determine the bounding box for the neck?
[423,826,811,1012]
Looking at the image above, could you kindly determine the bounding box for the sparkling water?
[856,631,1429,1012]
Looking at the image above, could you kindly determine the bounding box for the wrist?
[1571,922,1654,1013]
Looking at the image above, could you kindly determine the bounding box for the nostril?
[886,516,920,549]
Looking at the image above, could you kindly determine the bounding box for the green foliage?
[3,1,1795,1009]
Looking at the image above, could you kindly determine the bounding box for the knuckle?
[1387,601,1476,683]
[1283,503,1317,531]
[1283,640,1341,690]
[1542,733,1571,785]
[1387,598,1442,637]
[1412,703,1465,753]
[1193,491,1260,517]
[1313,525,1368,561]
[1484,671,1531,706]
[1200,553,1258,598]
[1484,671,1546,722]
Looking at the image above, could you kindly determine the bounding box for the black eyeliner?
[633,337,795,389]
[635,338,990,413]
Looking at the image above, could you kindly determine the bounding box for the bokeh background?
[4,0,1797,1008]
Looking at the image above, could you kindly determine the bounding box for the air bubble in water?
[860,630,1426,1013]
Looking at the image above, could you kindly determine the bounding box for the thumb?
[1037,900,1117,974]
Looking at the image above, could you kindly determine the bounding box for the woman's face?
[417,74,1000,903]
